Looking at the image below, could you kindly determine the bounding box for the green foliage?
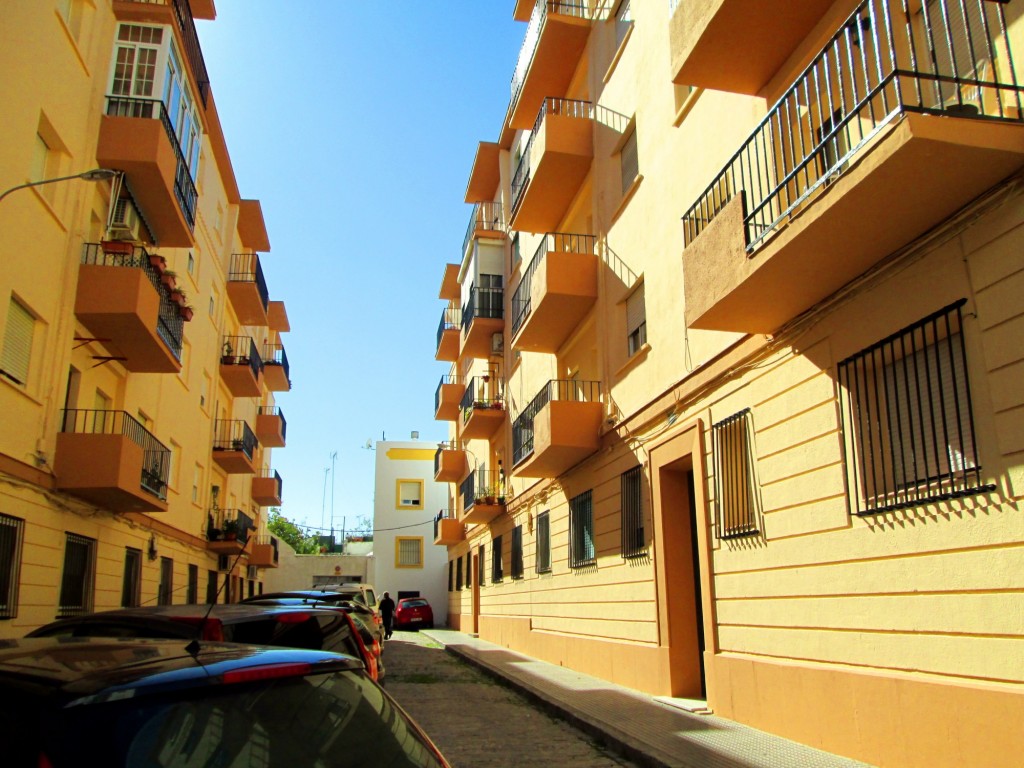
[267,508,319,554]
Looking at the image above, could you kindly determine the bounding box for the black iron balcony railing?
[81,242,183,360]
[434,441,462,476]
[511,1,594,107]
[212,419,258,458]
[59,409,170,501]
[257,405,287,442]
[462,201,505,256]
[263,342,290,381]
[254,534,280,564]
[460,469,506,513]
[434,508,458,540]
[511,98,593,213]
[437,305,461,350]
[222,335,263,379]
[460,376,504,420]
[229,253,270,314]
[207,508,254,545]
[510,232,596,337]
[681,0,1023,252]
[461,286,504,332]
[255,468,283,497]
[103,97,198,230]
[512,379,601,465]
[435,374,463,414]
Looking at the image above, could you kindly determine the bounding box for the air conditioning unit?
[491,333,504,354]
[217,555,230,572]
[109,197,141,241]
[247,565,259,580]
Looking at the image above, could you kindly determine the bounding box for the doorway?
[472,552,480,634]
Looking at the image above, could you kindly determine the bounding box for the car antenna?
[189,517,252,657]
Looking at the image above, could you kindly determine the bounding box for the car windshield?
[12,670,444,767]
[401,600,428,608]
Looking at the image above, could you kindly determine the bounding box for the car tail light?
[222,663,313,685]
[372,639,382,658]
[170,616,225,641]
[274,612,312,624]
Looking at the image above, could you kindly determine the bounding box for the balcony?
[460,377,506,441]
[459,469,506,525]
[250,535,280,567]
[512,379,602,478]
[206,509,254,556]
[439,263,460,302]
[510,233,597,352]
[509,1,593,130]
[268,300,290,332]
[510,98,594,233]
[433,509,465,546]
[462,201,506,258]
[75,243,183,373]
[227,253,269,326]
[434,442,468,484]
[668,0,835,95]
[435,375,466,422]
[460,286,504,359]
[252,469,283,506]
[435,304,461,362]
[255,406,287,448]
[54,409,169,513]
[97,97,197,247]
[220,336,263,398]
[682,0,1024,334]
[211,420,258,474]
[263,342,291,392]
[464,142,501,203]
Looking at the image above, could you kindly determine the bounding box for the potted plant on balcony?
[161,270,178,290]
[222,340,235,365]
[222,518,240,542]
[169,287,187,307]
[148,253,167,274]
[101,239,134,256]
[178,304,195,321]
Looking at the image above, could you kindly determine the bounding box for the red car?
[394,597,433,630]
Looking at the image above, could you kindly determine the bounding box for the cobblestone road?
[384,630,640,768]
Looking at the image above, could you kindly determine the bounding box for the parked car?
[243,590,383,642]
[394,597,434,630]
[0,637,450,767]
[26,603,384,682]
[317,582,384,630]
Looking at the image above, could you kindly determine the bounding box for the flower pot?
[178,305,194,321]
[101,240,133,255]
[170,290,187,307]
[162,274,178,290]
[148,254,167,273]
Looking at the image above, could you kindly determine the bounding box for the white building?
[371,440,449,624]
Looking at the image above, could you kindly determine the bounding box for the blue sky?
[196,3,523,536]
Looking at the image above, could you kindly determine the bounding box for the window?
[569,490,595,568]
[0,514,25,619]
[396,480,423,510]
[626,284,647,357]
[478,544,486,586]
[511,526,524,580]
[448,560,455,591]
[614,0,633,49]
[158,556,173,605]
[395,537,423,568]
[192,464,201,503]
[838,299,990,515]
[187,564,198,604]
[621,466,645,557]
[465,552,473,588]
[187,252,195,275]
[511,234,521,270]
[58,533,96,618]
[620,125,639,193]
[110,25,162,98]
[121,548,142,608]
[1,297,35,387]
[491,535,503,583]
[536,511,551,574]
[58,0,86,41]
[713,409,760,538]
[206,569,218,603]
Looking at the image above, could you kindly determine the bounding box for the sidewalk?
[420,629,872,768]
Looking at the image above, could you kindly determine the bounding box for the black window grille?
[206,569,218,604]
[536,511,551,574]
[569,490,595,568]
[455,557,463,591]
[0,514,25,619]
[491,535,503,583]
[713,408,760,538]
[448,560,454,591]
[621,466,645,557]
[511,526,524,579]
[465,552,472,589]
[58,533,96,618]
[838,299,992,514]
[121,548,142,608]
[478,544,486,586]
[158,557,174,605]
[187,564,198,604]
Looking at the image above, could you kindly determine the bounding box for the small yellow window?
[395,537,423,568]
[395,479,423,510]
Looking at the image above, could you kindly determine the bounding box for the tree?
[267,509,319,554]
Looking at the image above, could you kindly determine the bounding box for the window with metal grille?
[620,124,639,193]
[838,299,991,515]
[478,544,486,586]
[396,537,423,568]
[465,552,472,588]
[158,557,173,605]
[206,569,218,604]
[58,533,96,618]
[491,535,503,583]
[713,409,760,538]
[621,466,645,557]
[569,490,595,568]
[448,560,454,591]
[455,558,463,591]
[626,284,646,357]
[511,526,524,579]
[536,511,551,573]
[1,297,35,386]
[121,548,142,608]
[0,514,25,619]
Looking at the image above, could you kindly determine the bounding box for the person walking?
[379,592,396,639]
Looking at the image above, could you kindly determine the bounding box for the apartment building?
[0,0,288,631]
[432,2,1024,765]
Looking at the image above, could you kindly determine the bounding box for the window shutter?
[1,299,34,385]
[626,285,645,335]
